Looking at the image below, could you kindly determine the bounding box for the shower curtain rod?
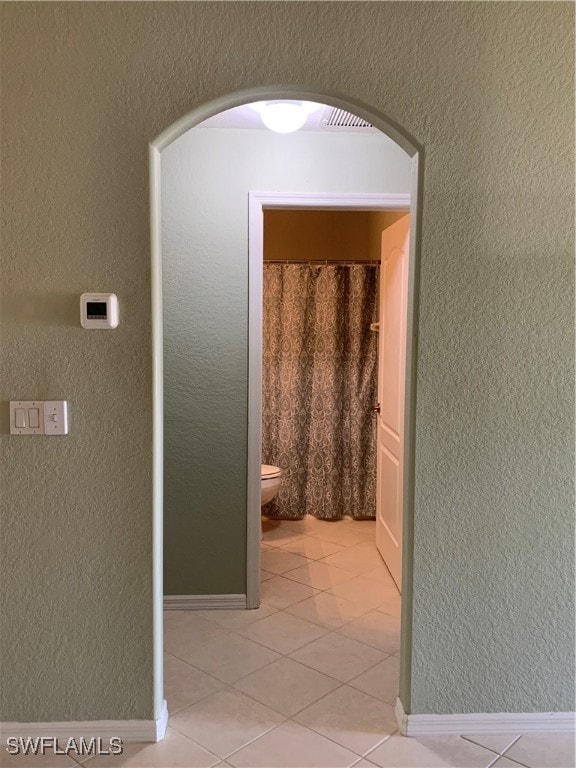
[263,259,380,266]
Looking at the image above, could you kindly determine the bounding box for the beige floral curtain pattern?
[262,263,379,520]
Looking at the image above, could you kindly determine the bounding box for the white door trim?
[247,192,411,609]
[249,192,411,211]
[149,143,165,724]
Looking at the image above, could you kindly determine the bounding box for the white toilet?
[261,464,282,505]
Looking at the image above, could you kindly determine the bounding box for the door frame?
[150,86,423,721]
[247,192,411,607]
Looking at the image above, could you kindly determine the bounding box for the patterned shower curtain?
[262,263,379,520]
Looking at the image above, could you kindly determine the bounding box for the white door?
[375,213,410,590]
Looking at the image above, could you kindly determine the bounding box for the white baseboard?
[1,699,169,744]
[163,594,247,610]
[395,698,576,736]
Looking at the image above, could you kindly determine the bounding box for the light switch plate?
[10,401,44,434]
[10,401,69,435]
[44,401,68,435]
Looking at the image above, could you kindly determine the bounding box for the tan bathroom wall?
[367,211,410,261]
[264,210,373,262]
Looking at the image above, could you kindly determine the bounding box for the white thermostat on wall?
[80,293,119,329]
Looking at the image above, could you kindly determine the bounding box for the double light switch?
[10,401,68,435]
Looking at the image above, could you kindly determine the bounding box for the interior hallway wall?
[0,2,572,723]
[162,128,410,595]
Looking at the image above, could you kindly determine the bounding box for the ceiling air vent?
[324,107,372,129]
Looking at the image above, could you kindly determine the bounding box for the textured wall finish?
[0,2,573,722]
[162,128,409,596]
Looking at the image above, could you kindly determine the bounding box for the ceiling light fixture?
[250,101,321,134]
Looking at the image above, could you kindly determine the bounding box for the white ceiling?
[198,102,378,133]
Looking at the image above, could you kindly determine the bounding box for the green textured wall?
[162,128,410,596]
[0,2,573,723]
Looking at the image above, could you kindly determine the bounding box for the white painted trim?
[395,698,576,736]
[250,192,411,211]
[247,191,411,616]
[155,699,169,741]
[149,144,165,723]
[151,86,420,157]
[395,697,409,735]
[163,594,247,610]
[246,195,264,609]
[0,701,169,744]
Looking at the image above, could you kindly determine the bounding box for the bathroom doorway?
[248,194,410,605]
[158,102,418,610]
[152,88,422,722]
[151,91,420,728]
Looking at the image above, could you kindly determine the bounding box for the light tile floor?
[3,517,573,768]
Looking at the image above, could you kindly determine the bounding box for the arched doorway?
[150,86,422,726]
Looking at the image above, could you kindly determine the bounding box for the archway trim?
[149,86,423,724]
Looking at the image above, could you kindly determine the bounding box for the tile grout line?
[164,638,285,693]
[457,735,531,768]
[295,715,397,762]
[497,738,532,768]
[162,716,235,763]
[262,547,398,588]
[164,535,400,726]
[166,620,399,746]
[459,736,512,762]
[241,598,399,655]
[218,711,396,766]
[485,751,505,768]
[276,564,396,590]
[274,542,382,566]
[163,522,567,768]
[169,697,294,764]
[248,535,398,757]
[230,606,397,683]
[500,734,522,754]
[264,522,376,541]
[265,530,358,549]
[261,573,398,608]
[165,520,399,766]
[228,624,399,706]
